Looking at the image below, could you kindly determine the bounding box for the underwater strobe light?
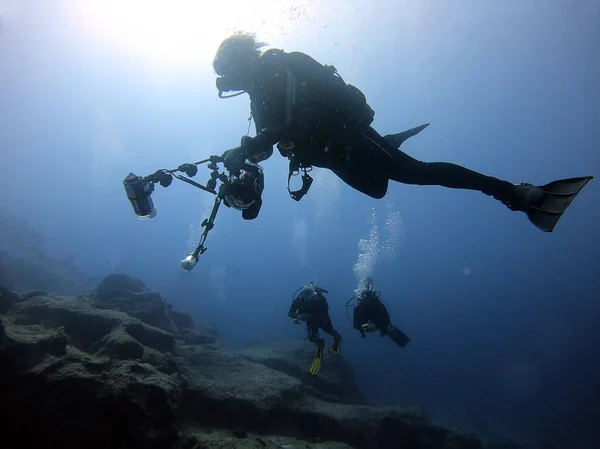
[180,251,199,271]
[123,173,157,219]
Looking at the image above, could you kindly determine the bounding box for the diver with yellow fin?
[288,282,342,376]
[346,277,410,348]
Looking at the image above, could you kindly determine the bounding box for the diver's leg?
[360,127,516,201]
[387,148,595,231]
[306,320,325,375]
[389,146,515,198]
[361,127,592,231]
[319,315,341,342]
[332,169,388,199]
[306,321,319,343]
[335,129,511,201]
[387,140,575,221]
[318,128,389,199]
[319,314,342,354]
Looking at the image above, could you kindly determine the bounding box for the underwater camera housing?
[221,161,264,220]
[122,156,264,271]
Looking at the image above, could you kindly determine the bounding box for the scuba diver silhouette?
[346,277,410,348]
[213,33,592,233]
[288,282,342,376]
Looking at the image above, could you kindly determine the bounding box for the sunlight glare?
[65,0,322,68]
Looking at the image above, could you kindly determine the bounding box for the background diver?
[347,277,410,348]
[288,282,342,376]
[213,33,592,232]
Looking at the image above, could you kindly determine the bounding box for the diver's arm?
[237,53,287,164]
[352,306,363,330]
[288,298,301,319]
[221,131,278,170]
[241,133,278,163]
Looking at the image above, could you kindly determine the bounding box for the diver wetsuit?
[238,49,518,204]
[288,287,342,346]
[288,284,342,375]
[353,293,391,338]
[216,37,592,232]
[351,285,410,348]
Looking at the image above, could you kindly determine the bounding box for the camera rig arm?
[123,155,230,271]
[181,191,222,271]
[144,155,227,194]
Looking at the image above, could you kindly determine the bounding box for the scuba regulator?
[123,155,264,272]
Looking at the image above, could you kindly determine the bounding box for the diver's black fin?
[525,176,593,232]
[383,123,430,149]
[385,324,410,348]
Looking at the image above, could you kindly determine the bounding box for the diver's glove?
[291,312,308,324]
[221,146,246,172]
[361,321,377,333]
[241,135,273,164]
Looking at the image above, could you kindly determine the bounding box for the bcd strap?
[287,159,313,201]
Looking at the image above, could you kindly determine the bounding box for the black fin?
[383,123,430,148]
[527,176,593,232]
[386,324,410,348]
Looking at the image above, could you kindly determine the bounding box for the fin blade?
[308,358,321,376]
[527,176,593,232]
[308,343,324,376]
[383,123,430,148]
[386,324,410,348]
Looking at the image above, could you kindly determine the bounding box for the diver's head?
[358,288,374,301]
[299,285,318,300]
[301,286,314,296]
[213,33,265,95]
[221,162,264,211]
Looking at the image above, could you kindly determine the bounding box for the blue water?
[1,1,599,447]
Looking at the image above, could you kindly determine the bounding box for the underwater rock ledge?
[0,274,483,449]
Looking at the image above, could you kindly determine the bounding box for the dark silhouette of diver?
[288,282,342,376]
[346,277,409,348]
[212,33,592,232]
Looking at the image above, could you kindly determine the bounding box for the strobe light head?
[180,252,198,271]
[123,173,157,219]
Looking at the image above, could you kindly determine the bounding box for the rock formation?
[0,274,484,449]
